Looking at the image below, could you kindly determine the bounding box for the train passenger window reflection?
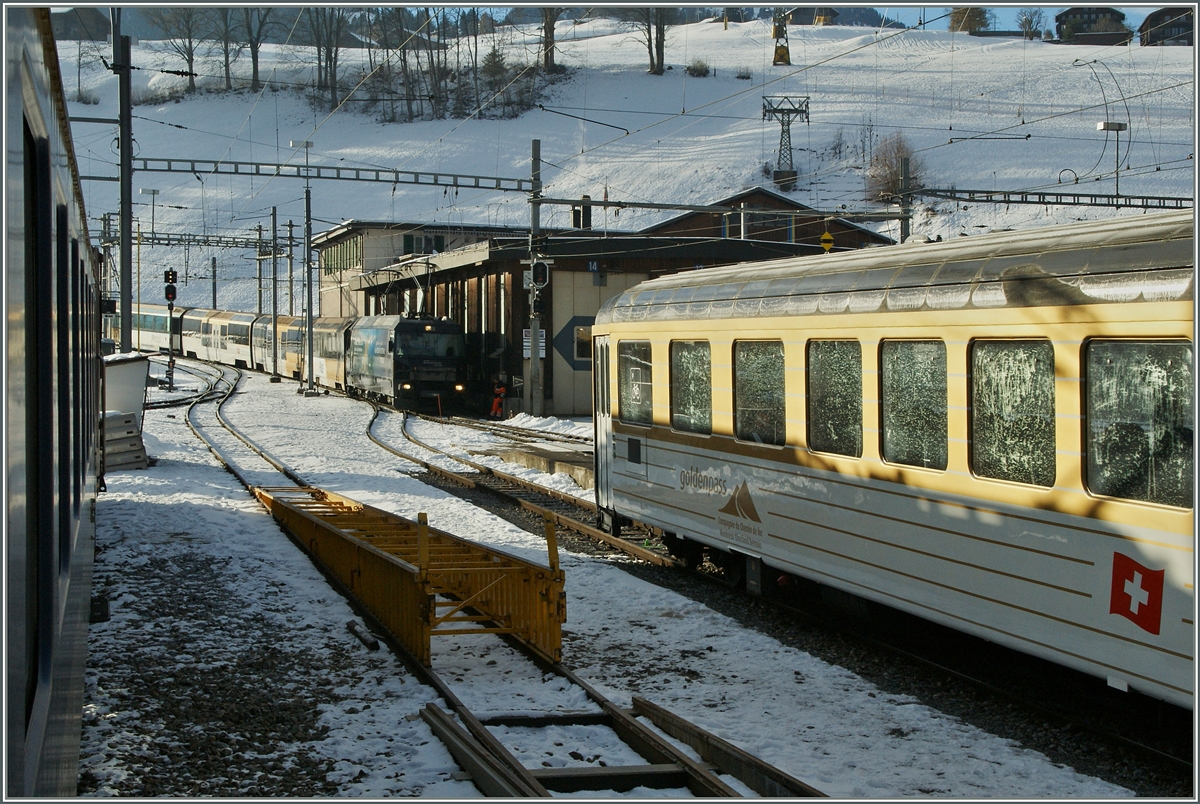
[670,341,711,435]
[881,340,947,470]
[1086,340,1193,508]
[807,340,862,457]
[618,340,653,425]
[971,340,1055,487]
[734,340,785,446]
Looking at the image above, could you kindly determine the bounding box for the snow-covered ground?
[81,364,1134,797]
[61,15,1194,314]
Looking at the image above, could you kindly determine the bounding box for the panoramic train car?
[592,210,1194,709]
[112,304,183,355]
[250,313,303,375]
[6,8,105,795]
[346,315,467,408]
[178,306,216,359]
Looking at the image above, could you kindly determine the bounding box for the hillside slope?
[62,17,1194,312]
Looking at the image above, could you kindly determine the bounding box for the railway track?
[436,414,593,449]
[178,365,822,797]
[367,408,676,567]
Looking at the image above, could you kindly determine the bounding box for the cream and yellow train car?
[592,210,1194,708]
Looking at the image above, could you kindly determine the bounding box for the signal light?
[164,270,178,284]
[164,283,177,302]
[531,261,549,288]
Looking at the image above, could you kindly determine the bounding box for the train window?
[881,340,947,470]
[1085,340,1193,508]
[734,340,785,446]
[971,340,1055,487]
[618,340,653,426]
[670,341,711,435]
[807,340,862,457]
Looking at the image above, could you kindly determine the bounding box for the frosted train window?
[618,340,653,426]
[734,340,785,446]
[670,341,711,434]
[971,341,1056,487]
[881,340,947,470]
[807,340,862,457]
[1086,340,1193,508]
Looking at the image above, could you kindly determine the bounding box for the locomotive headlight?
[424,324,433,332]
[455,384,465,392]
[402,383,412,390]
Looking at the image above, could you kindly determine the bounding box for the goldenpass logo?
[679,466,727,496]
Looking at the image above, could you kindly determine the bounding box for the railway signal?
[531,260,550,288]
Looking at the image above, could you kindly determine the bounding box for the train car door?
[593,335,614,525]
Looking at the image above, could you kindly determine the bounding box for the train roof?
[596,210,1195,325]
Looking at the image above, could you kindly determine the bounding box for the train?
[6,9,105,795]
[591,210,1194,709]
[108,305,470,410]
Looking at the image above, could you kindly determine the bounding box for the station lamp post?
[1097,121,1128,196]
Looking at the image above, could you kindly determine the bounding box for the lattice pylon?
[762,96,811,173]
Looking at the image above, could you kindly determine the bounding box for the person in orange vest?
[490,376,507,419]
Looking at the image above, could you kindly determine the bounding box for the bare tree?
[209,8,244,90]
[866,132,924,201]
[304,7,351,110]
[540,8,565,71]
[242,8,278,92]
[1016,8,1045,39]
[144,7,205,92]
[614,8,675,75]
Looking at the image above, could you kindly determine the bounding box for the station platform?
[475,444,595,490]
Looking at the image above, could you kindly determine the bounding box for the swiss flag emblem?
[1109,552,1165,635]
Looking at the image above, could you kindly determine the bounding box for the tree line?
[128,7,744,119]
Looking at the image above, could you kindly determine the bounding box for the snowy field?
[81,366,1134,797]
[61,15,1194,314]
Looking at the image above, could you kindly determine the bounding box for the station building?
[312,187,893,416]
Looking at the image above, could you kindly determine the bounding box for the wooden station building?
[312,188,893,416]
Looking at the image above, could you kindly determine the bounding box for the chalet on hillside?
[790,8,839,26]
[1054,7,1129,40]
[1139,7,1194,45]
[50,8,109,41]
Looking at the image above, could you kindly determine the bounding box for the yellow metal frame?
[254,487,565,665]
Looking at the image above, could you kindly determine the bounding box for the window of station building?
[881,340,947,470]
[734,340,785,446]
[1085,340,1193,508]
[807,340,862,457]
[670,340,712,435]
[618,340,653,426]
[971,340,1056,487]
[574,326,592,361]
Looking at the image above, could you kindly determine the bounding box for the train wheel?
[663,532,704,568]
[707,548,746,589]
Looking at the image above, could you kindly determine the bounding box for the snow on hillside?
[62,17,1194,313]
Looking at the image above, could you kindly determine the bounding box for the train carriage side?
[179,307,217,359]
[7,8,104,794]
[591,210,1195,709]
[311,316,355,391]
[346,316,397,401]
[250,314,302,376]
[106,303,186,355]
